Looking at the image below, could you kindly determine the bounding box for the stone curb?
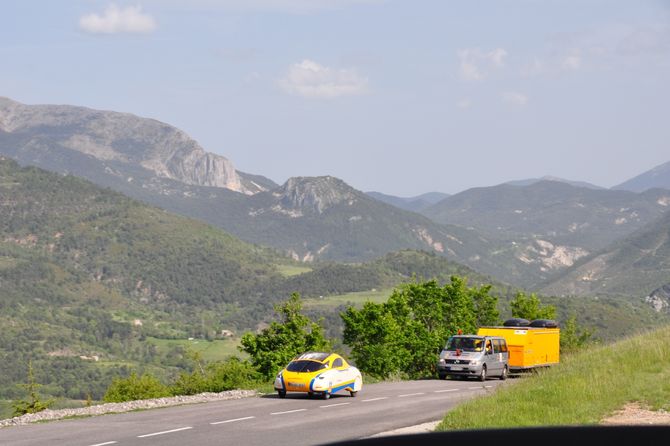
[0,389,257,428]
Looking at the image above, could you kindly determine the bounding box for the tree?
[560,315,593,353]
[342,276,499,379]
[12,361,54,417]
[510,292,556,320]
[240,293,331,380]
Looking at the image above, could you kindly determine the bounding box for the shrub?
[103,372,171,402]
[170,356,261,395]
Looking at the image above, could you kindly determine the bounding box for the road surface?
[0,378,509,446]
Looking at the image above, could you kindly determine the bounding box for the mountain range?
[613,160,670,192]
[365,191,450,213]
[1,96,670,300]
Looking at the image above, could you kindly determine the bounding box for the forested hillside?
[0,158,502,405]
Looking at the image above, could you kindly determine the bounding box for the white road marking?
[362,397,389,402]
[485,385,493,388]
[210,416,256,425]
[320,402,351,408]
[433,389,459,393]
[398,392,425,397]
[137,427,193,438]
[468,386,485,390]
[271,408,307,415]
[89,442,117,446]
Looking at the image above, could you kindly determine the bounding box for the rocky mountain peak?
[275,176,359,214]
[0,97,262,195]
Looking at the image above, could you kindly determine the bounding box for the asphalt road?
[0,378,509,446]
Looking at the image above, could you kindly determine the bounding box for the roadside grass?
[436,325,670,430]
[303,288,393,309]
[146,337,246,362]
[0,400,12,421]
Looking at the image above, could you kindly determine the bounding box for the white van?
[437,335,509,381]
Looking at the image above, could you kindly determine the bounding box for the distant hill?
[540,209,670,301]
[505,175,605,190]
[366,191,450,213]
[0,96,276,195]
[421,180,670,285]
[613,160,670,192]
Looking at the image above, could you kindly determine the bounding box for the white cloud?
[521,57,545,77]
[501,91,529,106]
[79,4,157,34]
[562,50,582,71]
[279,60,368,99]
[457,98,472,109]
[458,48,508,81]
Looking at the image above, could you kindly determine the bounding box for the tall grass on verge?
[436,325,670,430]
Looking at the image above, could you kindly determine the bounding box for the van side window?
[332,358,344,368]
[485,340,492,353]
[492,339,500,353]
[497,339,508,353]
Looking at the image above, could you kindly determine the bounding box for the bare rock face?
[646,284,670,313]
[0,97,256,194]
[276,176,358,214]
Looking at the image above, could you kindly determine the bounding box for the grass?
[303,288,393,309]
[0,400,13,421]
[146,337,246,362]
[436,325,670,431]
[275,264,313,277]
[0,256,18,270]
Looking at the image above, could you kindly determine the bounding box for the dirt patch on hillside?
[601,402,670,425]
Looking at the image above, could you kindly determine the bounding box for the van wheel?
[500,366,508,380]
[439,374,447,380]
[278,390,286,398]
[478,365,487,382]
[322,392,331,400]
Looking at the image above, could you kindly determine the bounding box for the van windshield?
[445,336,484,352]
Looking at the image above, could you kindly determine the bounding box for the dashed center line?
[210,416,256,425]
[468,386,485,390]
[271,408,307,415]
[433,389,459,393]
[398,392,425,398]
[137,427,193,438]
[89,442,117,446]
[362,397,389,402]
[320,402,351,408]
[485,385,493,388]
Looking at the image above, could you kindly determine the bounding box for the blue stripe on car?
[309,373,323,392]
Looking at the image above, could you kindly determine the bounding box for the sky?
[1,0,669,196]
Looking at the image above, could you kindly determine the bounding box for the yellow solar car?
[274,352,363,399]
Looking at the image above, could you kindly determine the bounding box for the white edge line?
[89,442,118,446]
[362,397,389,402]
[320,402,351,408]
[271,408,307,415]
[433,389,459,393]
[485,385,493,388]
[398,392,425,397]
[210,416,256,425]
[468,386,484,389]
[137,426,193,438]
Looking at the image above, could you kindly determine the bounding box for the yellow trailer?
[477,326,560,372]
